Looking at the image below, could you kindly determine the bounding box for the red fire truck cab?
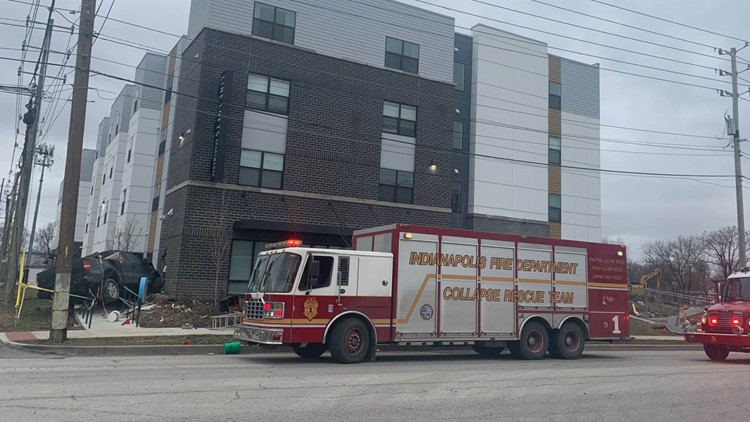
[684,269,750,360]
[234,224,630,363]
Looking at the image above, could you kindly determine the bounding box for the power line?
[591,0,748,43]
[92,0,116,46]
[530,0,718,51]
[469,0,727,62]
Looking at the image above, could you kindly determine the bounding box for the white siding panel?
[187,0,455,82]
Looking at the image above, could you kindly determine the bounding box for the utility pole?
[720,46,747,268]
[26,144,54,269]
[51,0,95,343]
[3,14,55,304]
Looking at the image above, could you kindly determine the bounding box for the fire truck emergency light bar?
[265,239,303,250]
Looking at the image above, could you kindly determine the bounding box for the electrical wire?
[590,0,748,43]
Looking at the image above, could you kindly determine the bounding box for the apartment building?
[148,0,601,300]
[82,53,167,255]
[53,148,96,255]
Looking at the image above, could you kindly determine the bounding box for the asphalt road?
[0,347,748,422]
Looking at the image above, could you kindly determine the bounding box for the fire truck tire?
[550,322,585,360]
[471,344,504,356]
[328,318,370,364]
[703,344,729,361]
[292,344,327,359]
[510,321,548,360]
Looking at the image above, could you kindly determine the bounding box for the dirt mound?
[138,300,223,328]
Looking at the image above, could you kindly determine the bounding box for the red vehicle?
[684,269,750,360]
[234,224,630,363]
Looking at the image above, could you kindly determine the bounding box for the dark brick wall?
[452,33,472,229]
[162,28,455,300]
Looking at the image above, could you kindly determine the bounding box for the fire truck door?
[396,234,438,337]
[439,237,478,336]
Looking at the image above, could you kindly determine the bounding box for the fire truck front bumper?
[684,332,750,346]
[233,324,284,345]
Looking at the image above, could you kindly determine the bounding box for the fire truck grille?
[246,299,264,320]
[709,311,741,333]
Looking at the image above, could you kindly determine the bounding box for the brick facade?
[162,28,454,300]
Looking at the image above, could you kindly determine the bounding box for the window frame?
[382,101,417,137]
[239,149,285,189]
[549,81,561,110]
[378,168,414,204]
[252,2,297,45]
[246,73,291,115]
[120,189,127,216]
[549,136,561,164]
[384,36,420,74]
[549,193,561,223]
[454,62,465,91]
[453,120,464,150]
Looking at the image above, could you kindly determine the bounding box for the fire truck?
[233,224,630,363]
[684,269,750,360]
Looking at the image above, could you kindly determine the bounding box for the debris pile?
[138,297,223,328]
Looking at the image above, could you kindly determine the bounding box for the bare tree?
[36,222,56,257]
[642,235,710,294]
[108,216,144,252]
[702,226,749,283]
[209,189,232,308]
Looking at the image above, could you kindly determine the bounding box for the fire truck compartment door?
[397,233,438,336]
[439,237,478,336]
[517,244,553,311]
[480,240,515,335]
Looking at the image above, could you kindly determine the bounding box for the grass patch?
[0,297,54,332]
[23,335,234,346]
[629,318,679,336]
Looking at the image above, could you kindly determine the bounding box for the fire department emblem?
[303,297,319,321]
[420,304,433,321]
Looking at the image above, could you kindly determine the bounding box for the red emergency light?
[265,239,303,250]
[731,315,742,326]
[708,316,719,327]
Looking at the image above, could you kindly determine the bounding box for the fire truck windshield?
[724,277,750,301]
[246,252,302,293]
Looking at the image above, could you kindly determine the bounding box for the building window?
[228,240,268,295]
[103,208,108,225]
[383,102,417,137]
[252,2,296,45]
[85,223,88,233]
[90,185,93,195]
[133,98,139,113]
[164,76,173,104]
[239,149,284,189]
[453,121,463,150]
[247,74,290,115]
[549,82,561,110]
[549,136,561,164]
[549,193,561,223]
[109,167,113,179]
[121,189,127,215]
[454,62,465,91]
[115,123,119,135]
[378,169,413,204]
[152,182,161,211]
[158,129,166,155]
[385,37,419,74]
[127,148,132,163]
[451,183,462,213]
[97,215,101,227]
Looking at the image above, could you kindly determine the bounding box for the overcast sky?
[1,0,749,261]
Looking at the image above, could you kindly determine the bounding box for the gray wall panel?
[560,58,599,119]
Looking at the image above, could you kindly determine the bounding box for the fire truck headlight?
[263,302,285,319]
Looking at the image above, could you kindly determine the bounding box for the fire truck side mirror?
[306,260,320,290]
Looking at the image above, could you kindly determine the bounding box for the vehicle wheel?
[328,318,370,364]
[703,344,729,361]
[551,322,585,360]
[101,277,120,304]
[471,344,504,357]
[292,343,327,359]
[511,321,549,360]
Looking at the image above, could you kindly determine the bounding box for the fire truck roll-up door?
[397,232,438,337]
[480,240,515,336]
[553,246,588,310]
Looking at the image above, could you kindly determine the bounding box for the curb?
[1,338,700,357]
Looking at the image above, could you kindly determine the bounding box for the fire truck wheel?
[703,344,729,361]
[292,344,327,359]
[511,321,548,360]
[551,322,585,360]
[471,344,504,357]
[328,318,370,364]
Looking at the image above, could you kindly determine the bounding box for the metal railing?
[118,285,142,327]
